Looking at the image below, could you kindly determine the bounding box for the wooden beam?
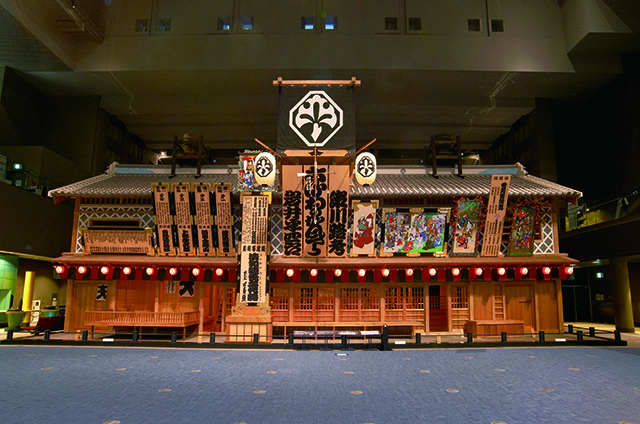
[273,77,361,87]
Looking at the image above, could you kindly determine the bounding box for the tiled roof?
[352,173,582,198]
[49,163,581,199]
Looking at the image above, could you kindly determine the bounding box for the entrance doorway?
[429,285,448,332]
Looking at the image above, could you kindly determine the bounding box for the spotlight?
[122,266,132,275]
[169,267,178,276]
[334,269,342,277]
[452,268,460,276]
[358,269,366,277]
[405,268,413,277]
[498,267,506,276]
[55,266,65,274]
[286,269,294,278]
[146,267,154,276]
[429,268,437,277]
[310,269,318,277]
[100,266,109,275]
[216,268,224,277]
[381,268,390,277]
[77,266,87,275]
[475,268,483,276]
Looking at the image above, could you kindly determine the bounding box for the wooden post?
[534,282,540,332]
[71,198,81,252]
[423,284,429,334]
[64,279,75,333]
[446,284,453,332]
[198,282,204,342]
[556,279,564,333]
[468,282,475,321]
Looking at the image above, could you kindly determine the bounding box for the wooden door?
[428,285,447,332]
[504,285,534,332]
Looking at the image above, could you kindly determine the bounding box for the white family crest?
[289,90,343,147]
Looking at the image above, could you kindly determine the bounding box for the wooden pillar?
[532,281,539,332]
[64,279,76,333]
[289,282,295,323]
[197,282,204,342]
[468,282,475,321]
[423,283,429,333]
[446,284,453,332]
[610,256,635,333]
[335,284,341,322]
[380,287,385,323]
[154,281,160,312]
[556,279,564,333]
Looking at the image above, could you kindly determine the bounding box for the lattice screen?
[76,206,154,253]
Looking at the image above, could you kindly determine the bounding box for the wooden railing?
[85,310,200,327]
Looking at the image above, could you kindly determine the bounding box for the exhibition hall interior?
[0,1,639,423]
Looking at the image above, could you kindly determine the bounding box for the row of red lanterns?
[289,266,574,278]
[55,265,574,279]
[55,265,224,277]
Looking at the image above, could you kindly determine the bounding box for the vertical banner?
[327,165,350,257]
[215,183,235,256]
[351,200,378,256]
[193,182,214,256]
[452,198,483,255]
[239,195,269,304]
[282,165,304,257]
[172,183,195,256]
[303,165,329,257]
[481,175,511,257]
[151,183,175,256]
[508,204,538,256]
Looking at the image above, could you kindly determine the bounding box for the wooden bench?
[465,319,525,337]
[85,310,200,340]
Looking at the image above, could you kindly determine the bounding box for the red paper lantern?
[100,266,109,275]
[55,266,65,274]
[169,267,178,276]
[565,266,574,275]
[286,269,294,278]
[543,267,551,275]
[334,269,342,277]
[310,269,318,277]
[77,266,87,275]
[122,266,132,275]
[498,267,506,276]
[216,268,224,277]
[192,268,200,277]
[358,269,366,277]
[475,268,483,276]
[429,268,437,277]
[452,268,460,276]
[405,268,414,277]
[146,267,154,276]
[381,268,390,277]
[520,267,529,275]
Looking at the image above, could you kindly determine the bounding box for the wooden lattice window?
[340,288,359,311]
[295,287,314,310]
[270,287,289,311]
[451,286,469,309]
[385,286,403,310]
[225,287,237,313]
[317,287,334,311]
[406,287,424,309]
[361,287,380,310]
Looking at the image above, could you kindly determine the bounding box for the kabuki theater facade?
[49,80,581,341]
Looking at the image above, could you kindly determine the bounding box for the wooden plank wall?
[472,283,494,320]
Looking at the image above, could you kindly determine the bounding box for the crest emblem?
[254,152,276,187]
[289,90,343,147]
[354,152,377,187]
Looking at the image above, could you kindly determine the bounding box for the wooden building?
[50,160,580,340]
